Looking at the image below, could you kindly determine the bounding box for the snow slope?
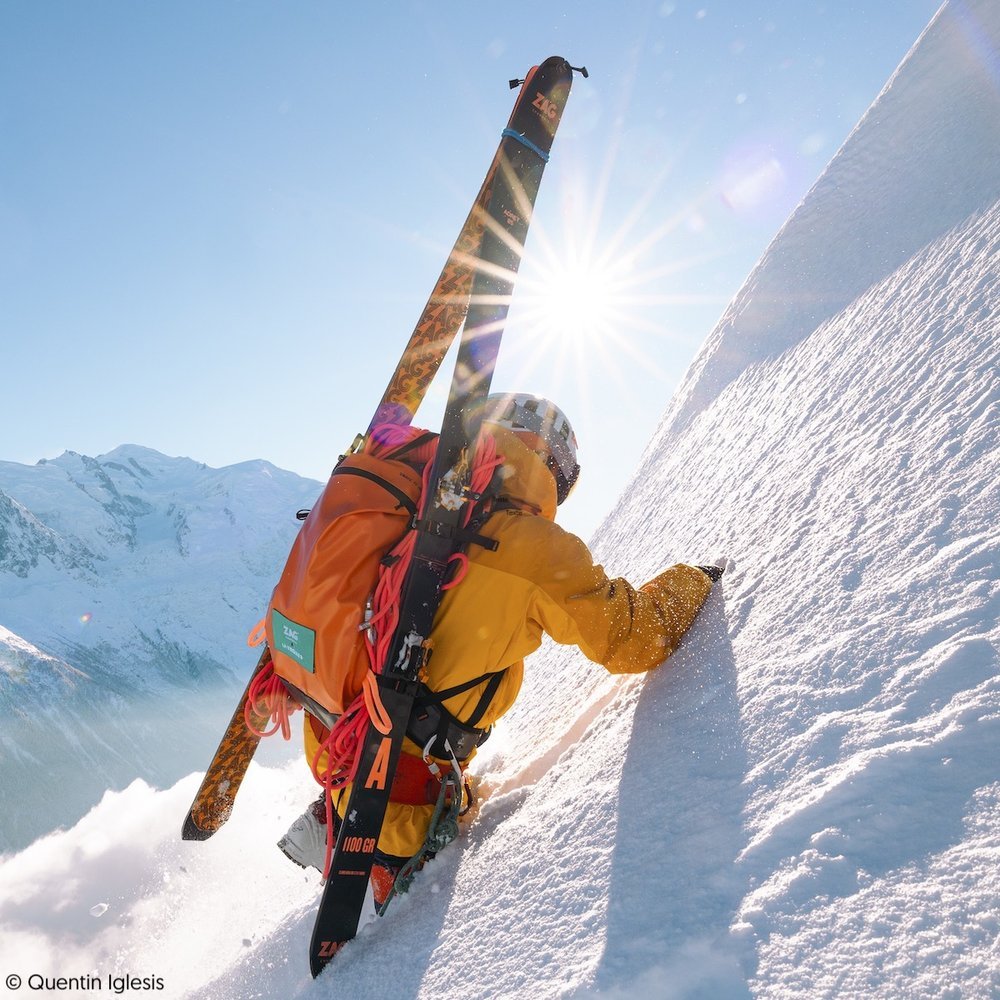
[663,0,1000,437]
[1,1,998,997]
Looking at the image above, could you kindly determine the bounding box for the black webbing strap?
[410,467,520,553]
[465,670,506,728]
[408,669,508,760]
[331,465,418,519]
[414,517,499,552]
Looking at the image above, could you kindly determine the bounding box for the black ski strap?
[331,465,419,519]
[410,471,517,553]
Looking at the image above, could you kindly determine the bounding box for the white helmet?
[476,393,580,504]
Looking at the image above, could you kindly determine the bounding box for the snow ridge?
[660,0,1000,439]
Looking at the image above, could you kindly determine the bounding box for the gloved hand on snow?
[695,557,730,583]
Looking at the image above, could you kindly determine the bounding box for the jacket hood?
[485,424,559,521]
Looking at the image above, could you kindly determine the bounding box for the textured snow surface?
[1,1,998,997]
[662,0,1000,438]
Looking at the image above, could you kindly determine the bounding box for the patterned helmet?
[477,393,580,504]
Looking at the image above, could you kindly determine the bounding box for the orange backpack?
[264,431,433,719]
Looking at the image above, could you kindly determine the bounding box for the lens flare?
[493,149,730,419]
[523,253,628,345]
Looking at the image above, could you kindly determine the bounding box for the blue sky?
[0,1,941,541]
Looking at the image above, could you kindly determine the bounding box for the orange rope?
[244,660,299,740]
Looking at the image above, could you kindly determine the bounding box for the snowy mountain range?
[0,445,320,850]
[0,1,997,997]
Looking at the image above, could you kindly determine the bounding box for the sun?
[514,245,638,363]
[531,254,626,345]
[491,153,729,414]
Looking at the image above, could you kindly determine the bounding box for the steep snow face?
[592,200,998,999]
[1,2,998,997]
[365,192,997,1000]
[0,445,320,850]
[663,0,1000,437]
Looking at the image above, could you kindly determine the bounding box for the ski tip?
[181,813,214,842]
[510,56,587,90]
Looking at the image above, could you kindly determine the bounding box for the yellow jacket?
[306,426,714,857]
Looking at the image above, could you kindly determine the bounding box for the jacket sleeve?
[517,520,715,674]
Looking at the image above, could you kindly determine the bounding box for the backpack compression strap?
[329,465,420,519]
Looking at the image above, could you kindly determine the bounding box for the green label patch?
[271,610,315,674]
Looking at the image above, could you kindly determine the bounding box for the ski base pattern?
[182,647,272,840]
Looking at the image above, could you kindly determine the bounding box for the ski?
[309,55,579,977]
[367,156,497,432]
[182,68,543,844]
[181,646,272,841]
